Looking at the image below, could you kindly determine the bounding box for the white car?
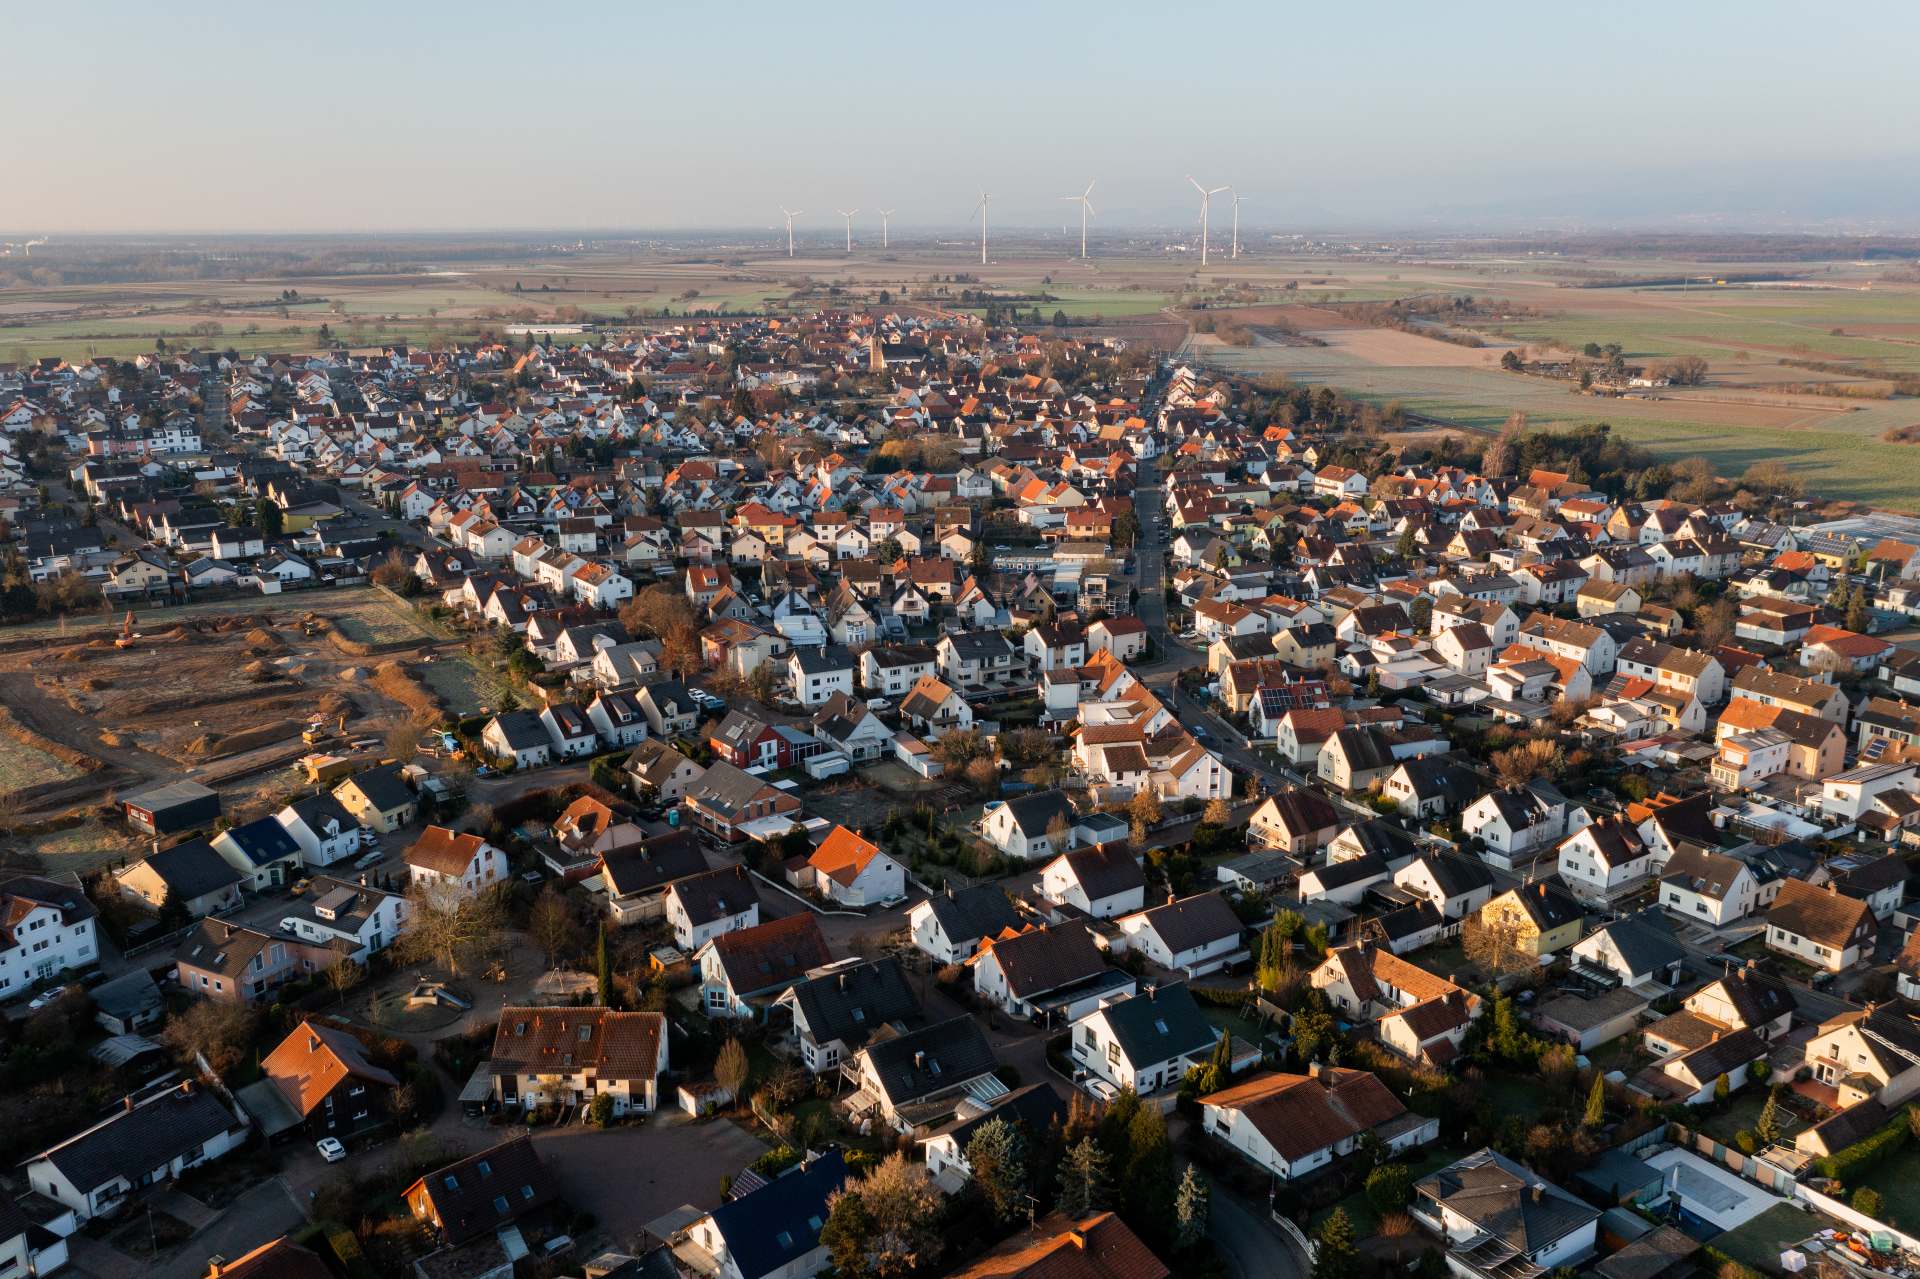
[316,1137,347,1163]
[1083,1078,1118,1103]
[26,987,66,1012]
[352,850,384,871]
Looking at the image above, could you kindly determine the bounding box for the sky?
[10,0,1920,236]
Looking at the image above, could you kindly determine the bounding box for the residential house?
[261,1020,400,1140]
[1037,843,1147,920]
[696,913,832,1020]
[115,839,246,917]
[488,1007,668,1115]
[907,885,1023,965]
[1201,1066,1438,1182]
[1113,892,1246,977]
[664,865,762,950]
[24,1081,250,1222]
[1766,879,1875,973]
[1071,982,1220,1095]
[405,827,508,899]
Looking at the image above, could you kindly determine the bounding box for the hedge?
[326,1228,379,1279]
[1815,1108,1911,1181]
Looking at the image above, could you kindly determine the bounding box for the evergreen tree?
[1098,1088,1142,1162]
[596,923,613,1008]
[1312,1207,1360,1279]
[963,1118,1027,1223]
[1173,1165,1210,1252]
[1583,1073,1607,1128]
[1121,1105,1176,1242]
[1755,1087,1781,1145]
[1396,526,1417,560]
[1714,1072,1730,1103]
[1057,1138,1112,1217]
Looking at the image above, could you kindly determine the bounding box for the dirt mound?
[154,626,190,642]
[242,659,283,683]
[78,677,112,691]
[339,666,364,682]
[183,732,222,757]
[244,627,284,653]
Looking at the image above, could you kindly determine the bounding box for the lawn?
[332,598,436,646]
[1308,1147,1459,1237]
[1696,1089,1804,1148]
[1712,1202,1819,1273]
[1844,1140,1920,1233]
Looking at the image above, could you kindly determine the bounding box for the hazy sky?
[12,0,1920,235]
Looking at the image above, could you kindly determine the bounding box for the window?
[493,1196,509,1215]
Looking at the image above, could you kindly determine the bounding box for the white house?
[25,1081,250,1222]
[1411,1150,1599,1274]
[1071,983,1220,1095]
[1200,1066,1436,1182]
[0,876,98,999]
[1112,892,1246,977]
[404,827,508,899]
[273,793,364,868]
[1037,843,1147,920]
[1554,815,1654,901]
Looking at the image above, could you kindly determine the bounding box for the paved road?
[1211,1187,1309,1279]
[154,1180,305,1279]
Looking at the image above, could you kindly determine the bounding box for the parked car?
[357,827,380,849]
[352,850,385,871]
[27,986,68,1012]
[316,1137,347,1163]
[279,918,300,936]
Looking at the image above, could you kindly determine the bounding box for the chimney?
[124,1095,136,1113]
[1530,1186,1544,1204]
[914,1051,927,1070]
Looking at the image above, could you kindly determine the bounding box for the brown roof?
[706,913,831,995]
[489,1006,665,1082]
[403,1135,560,1245]
[208,1238,334,1279]
[1768,878,1874,949]
[405,826,491,876]
[262,1020,400,1117]
[1201,1068,1408,1163]
[941,1213,1168,1279]
[975,923,1109,998]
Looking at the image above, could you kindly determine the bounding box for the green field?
[1194,337,1920,509]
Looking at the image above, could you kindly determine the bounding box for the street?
[1210,1187,1309,1279]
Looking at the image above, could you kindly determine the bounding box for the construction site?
[0,590,480,872]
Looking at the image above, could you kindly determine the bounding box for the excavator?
[113,610,139,650]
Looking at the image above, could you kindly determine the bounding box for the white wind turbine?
[1230,192,1247,259]
[973,192,992,265]
[836,208,860,253]
[877,209,895,249]
[1059,180,1096,259]
[779,207,803,257]
[1187,176,1228,266]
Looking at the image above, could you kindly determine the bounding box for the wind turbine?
[973,192,992,265]
[1187,176,1228,266]
[779,207,803,257]
[1230,193,1247,259]
[1058,180,1096,260]
[877,209,895,249]
[836,208,860,253]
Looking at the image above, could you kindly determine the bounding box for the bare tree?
[529,887,580,968]
[160,1000,259,1076]
[399,882,505,977]
[1461,916,1535,977]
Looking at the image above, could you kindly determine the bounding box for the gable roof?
[1768,878,1874,948]
[706,913,832,997]
[488,1006,665,1083]
[404,1135,559,1245]
[1201,1068,1408,1163]
[262,1020,401,1117]
[1094,982,1217,1066]
[940,1213,1169,1279]
[703,1150,850,1279]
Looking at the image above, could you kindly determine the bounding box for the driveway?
[154,1180,306,1279]
[534,1114,770,1250]
[1210,1187,1309,1279]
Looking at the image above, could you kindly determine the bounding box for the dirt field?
[0,591,460,831]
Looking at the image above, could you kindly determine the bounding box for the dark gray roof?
[338,761,414,812]
[669,866,760,927]
[922,884,1021,946]
[1590,910,1685,978]
[1058,843,1146,901]
[90,969,162,1020]
[33,1083,244,1194]
[705,1151,849,1279]
[1417,1148,1600,1254]
[920,1083,1066,1149]
[488,709,551,751]
[138,838,245,900]
[0,874,97,928]
[789,645,853,675]
[944,629,1020,662]
[1096,982,1217,1066]
[1415,853,1495,900]
[285,791,356,831]
[1002,789,1076,838]
[859,1015,998,1106]
[783,959,920,1050]
[1129,892,1242,953]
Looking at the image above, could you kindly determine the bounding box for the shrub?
[1734,1131,1756,1155]
[1855,1187,1884,1217]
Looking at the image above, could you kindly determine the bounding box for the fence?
[1667,1120,1801,1194]
[1270,1209,1318,1262]
[1796,1183,1920,1253]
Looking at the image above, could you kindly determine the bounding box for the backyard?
[1712,1202,1821,1274]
